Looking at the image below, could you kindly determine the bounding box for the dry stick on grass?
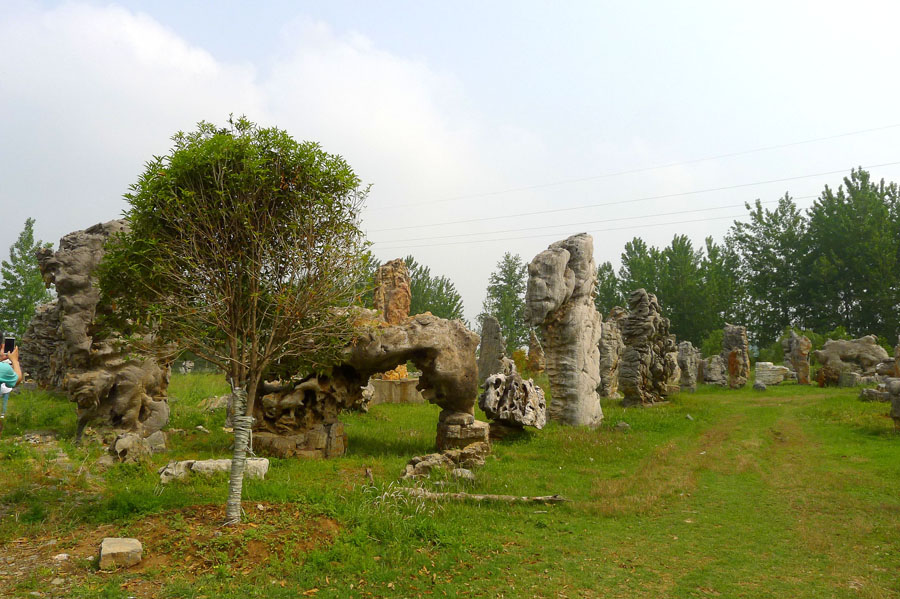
[401,487,568,504]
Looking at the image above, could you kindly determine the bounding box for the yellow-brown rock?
[373,258,411,325]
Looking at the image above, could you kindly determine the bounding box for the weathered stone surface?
[755,362,791,386]
[876,360,897,376]
[619,289,680,406]
[838,371,861,388]
[158,458,269,483]
[21,221,170,440]
[401,441,490,479]
[723,324,750,389]
[859,387,889,402]
[477,315,506,383]
[99,538,142,570]
[109,432,165,463]
[782,331,812,385]
[525,233,603,426]
[753,381,767,391]
[700,355,727,386]
[478,366,546,429]
[677,341,702,392]
[368,378,425,405]
[373,258,411,325]
[598,307,627,397]
[813,336,889,377]
[254,424,347,459]
[527,329,545,373]
[255,311,483,453]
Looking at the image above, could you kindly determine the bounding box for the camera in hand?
[3,337,14,353]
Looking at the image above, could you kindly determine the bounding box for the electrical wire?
[374,122,900,210]
[368,160,900,233]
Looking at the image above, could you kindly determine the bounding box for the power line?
[372,122,900,210]
[374,214,750,251]
[370,197,817,245]
[368,160,900,233]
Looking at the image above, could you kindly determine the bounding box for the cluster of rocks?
[814,336,892,387]
[782,331,811,384]
[525,233,604,426]
[698,324,750,389]
[401,441,490,479]
[753,363,791,390]
[619,289,680,406]
[21,220,170,441]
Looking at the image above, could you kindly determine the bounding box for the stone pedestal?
[435,410,490,450]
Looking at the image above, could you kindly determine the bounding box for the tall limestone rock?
[20,221,170,440]
[373,258,411,325]
[722,324,750,389]
[525,233,603,427]
[781,330,812,385]
[598,306,626,397]
[677,341,701,392]
[619,289,680,406]
[477,315,506,383]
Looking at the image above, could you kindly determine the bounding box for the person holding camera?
[0,344,21,432]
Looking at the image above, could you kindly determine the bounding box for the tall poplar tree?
[0,218,53,337]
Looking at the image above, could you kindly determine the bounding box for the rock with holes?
[373,258,411,325]
[256,310,485,454]
[20,221,170,442]
[525,233,603,426]
[109,432,152,463]
[478,366,546,430]
[98,538,142,570]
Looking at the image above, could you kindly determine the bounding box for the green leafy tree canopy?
[480,252,528,354]
[0,218,53,337]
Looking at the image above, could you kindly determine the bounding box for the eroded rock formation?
[619,289,680,406]
[525,233,603,426]
[373,258,411,325]
[700,355,727,386]
[677,341,701,392]
[477,315,506,383]
[253,311,487,457]
[782,331,812,384]
[598,307,627,397]
[723,324,750,389]
[478,363,546,433]
[813,336,889,379]
[21,221,170,440]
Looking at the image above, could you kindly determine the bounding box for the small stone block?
[99,537,142,570]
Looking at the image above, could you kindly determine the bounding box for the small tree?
[480,252,528,354]
[404,255,465,321]
[99,117,368,523]
[0,218,53,337]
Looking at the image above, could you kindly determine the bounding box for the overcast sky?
[3,0,900,324]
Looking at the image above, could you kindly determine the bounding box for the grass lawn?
[0,373,898,598]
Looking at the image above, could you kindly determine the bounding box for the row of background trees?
[4,168,899,362]
[477,168,900,357]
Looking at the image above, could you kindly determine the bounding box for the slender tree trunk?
[225,385,251,524]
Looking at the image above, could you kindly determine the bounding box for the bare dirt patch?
[0,501,340,597]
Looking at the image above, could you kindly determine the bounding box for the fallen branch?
[400,487,567,504]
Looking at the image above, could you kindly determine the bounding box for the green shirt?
[0,362,18,388]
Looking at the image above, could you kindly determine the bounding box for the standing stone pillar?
[598,307,626,397]
[722,324,750,389]
[782,331,812,385]
[477,315,506,383]
[373,258,411,324]
[525,233,603,427]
